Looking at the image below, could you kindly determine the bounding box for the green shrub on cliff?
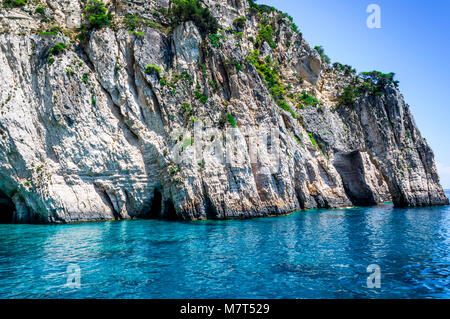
[48,42,67,56]
[314,45,331,65]
[333,62,357,75]
[124,13,164,32]
[47,42,66,63]
[227,113,237,128]
[233,16,247,29]
[248,0,276,14]
[338,71,400,105]
[84,0,111,29]
[247,51,284,100]
[194,90,208,104]
[35,6,45,15]
[3,0,27,8]
[40,26,62,36]
[297,91,319,108]
[169,0,219,35]
[308,133,318,148]
[247,50,297,118]
[145,65,162,78]
[314,45,324,55]
[360,71,399,89]
[208,33,225,48]
[124,14,140,31]
[338,86,357,106]
[256,24,276,49]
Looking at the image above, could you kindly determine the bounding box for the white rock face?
[0,0,447,223]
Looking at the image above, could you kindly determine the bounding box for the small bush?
[125,14,140,30]
[208,78,219,90]
[40,26,62,36]
[145,64,162,78]
[289,22,301,35]
[129,30,145,37]
[314,45,324,55]
[208,33,225,48]
[82,72,89,83]
[314,46,331,65]
[333,62,356,75]
[181,102,192,116]
[35,6,45,15]
[338,86,357,106]
[297,91,319,107]
[233,16,247,29]
[48,42,67,60]
[3,0,27,8]
[84,0,111,30]
[308,133,318,148]
[320,54,331,65]
[224,58,242,72]
[248,0,276,14]
[227,113,237,128]
[360,70,399,88]
[169,0,219,35]
[338,70,399,103]
[160,77,168,86]
[194,90,207,104]
[256,24,276,49]
[40,31,57,36]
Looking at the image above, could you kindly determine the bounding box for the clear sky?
[258,0,450,189]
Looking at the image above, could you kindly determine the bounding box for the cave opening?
[163,199,178,220]
[333,151,378,206]
[147,188,162,219]
[0,190,15,224]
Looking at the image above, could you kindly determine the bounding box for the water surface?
[0,199,449,299]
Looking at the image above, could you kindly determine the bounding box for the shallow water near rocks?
[0,198,449,299]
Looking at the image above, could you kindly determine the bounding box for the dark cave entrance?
[144,188,179,220]
[163,200,178,220]
[147,188,163,219]
[0,190,15,224]
[333,151,378,206]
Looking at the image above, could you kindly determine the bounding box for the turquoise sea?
[0,193,449,299]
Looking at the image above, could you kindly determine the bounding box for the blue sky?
[258,0,450,189]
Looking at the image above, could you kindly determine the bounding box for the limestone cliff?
[0,0,447,223]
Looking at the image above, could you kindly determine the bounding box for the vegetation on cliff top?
[84,0,112,29]
[314,46,331,65]
[339,71,400,105]
[169,0,219,35]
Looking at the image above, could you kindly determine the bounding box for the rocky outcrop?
[0,0,447,223]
